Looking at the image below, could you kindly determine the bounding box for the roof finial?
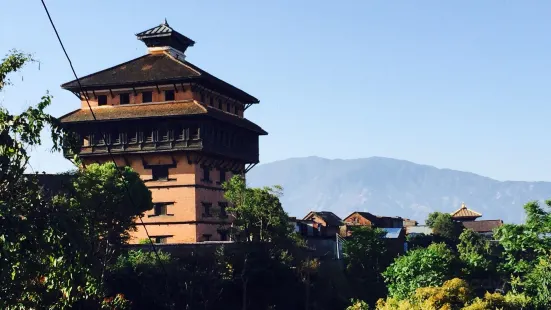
[461,202,466,209]
[163,18,169,26]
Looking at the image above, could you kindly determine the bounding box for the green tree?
[0,50,150,309]
[426,211,462,242]
[524,256,551,309]
[458,229,495,273]
[343,226,387,304]
[223,175,294,243]
[382,243,457,300]
[495,200,551,277]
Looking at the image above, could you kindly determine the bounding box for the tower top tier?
[136,19,196,57]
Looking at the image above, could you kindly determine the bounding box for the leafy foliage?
[383,243,457,300]
[426,211,463,242]
[343,226,388,304]
[0,50,149,309]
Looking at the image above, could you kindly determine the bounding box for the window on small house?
[219,202,228,218]
[219,231,228,241]
[98,95,107,106]
[201,166,211,182]
[152,236,168,244]
[120,93,130,105]
[234,105,240,115]
[219,169,226,184]
[202,234,212,242]
[202,202,212,217]
[142,91,152,103]
[218,100,223,110]
[151,166,169,181]
[164,90,175,101]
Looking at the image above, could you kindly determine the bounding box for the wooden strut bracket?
[109,89,115,98]
[173,83,179,93]
[244,163,257,174]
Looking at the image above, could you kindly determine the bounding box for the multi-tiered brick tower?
[59,21,266,243]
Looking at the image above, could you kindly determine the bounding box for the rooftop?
[61,47,258,104]
[451,202,482,219]
[304,211,343,227]
[59,100,267,134]
[462,220,503,233]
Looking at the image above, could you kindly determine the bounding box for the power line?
[39,0,170,277]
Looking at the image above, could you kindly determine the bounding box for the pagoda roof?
[136,21,195,46]
[450,203,482,219]
[58,100,267,135]
[61,53,259,104]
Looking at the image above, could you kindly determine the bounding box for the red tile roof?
[61,53,259,103]
[451,203,482,219]
[59,100,267,134]
[462,220,503,233]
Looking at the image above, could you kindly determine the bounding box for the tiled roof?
[346,212,403,226]
[59,101,267,134]
[136,21,195,46]
[61,54,258,103]
[462,220,503,233]
[451,203,482,218]
[304,211,343,227]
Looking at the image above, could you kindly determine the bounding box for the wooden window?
[176,127,186,141]
[190,127,200,140]
[219,231,228,241]
[234,105,239,115]
[226,102,231,113]
[201,166,211,182]
[92,133,105,145]
[152,236,168,244]
[111,130,122,145]
[219,202,228,218]
[209,97,213,106]
[143,128,155,143]
[218,99,223,110]
[202,234,212,241]
[152,166,169,181]
[202,202,212,217]
[164,90,175,101]
[160,128,171,142]
[120,93,130,105]
[142,91,153,103]
[219,169,226,184]
[128,130,138,144]
[154,203,167,216]
[98,95,107,106]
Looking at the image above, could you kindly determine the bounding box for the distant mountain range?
[246,156,551,224]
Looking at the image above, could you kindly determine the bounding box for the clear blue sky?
[1,1,551,181]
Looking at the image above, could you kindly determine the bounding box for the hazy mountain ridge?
[247,156,551,224]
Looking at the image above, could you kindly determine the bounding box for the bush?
[383,243,457,300]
